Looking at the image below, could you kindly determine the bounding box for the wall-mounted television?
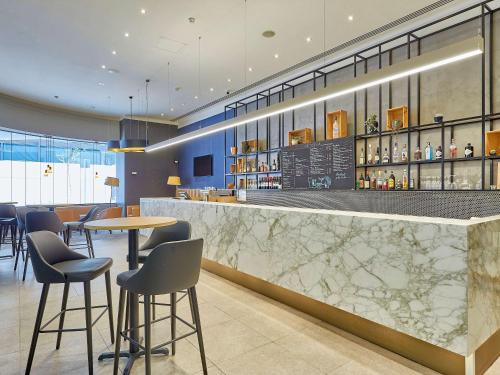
[193,154,213,176]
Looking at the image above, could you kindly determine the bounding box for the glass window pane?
[0,130,12,202]
[68,141,82,204]
[25,135,41,205]
[53,139,68,204]
[11,132,26,206]
[40,137,54,204]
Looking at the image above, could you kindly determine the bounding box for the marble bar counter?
[140,198,500,375]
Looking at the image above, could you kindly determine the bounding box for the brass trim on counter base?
[475,327,500,375]
[202,258,471,375]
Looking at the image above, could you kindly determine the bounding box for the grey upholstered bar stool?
[63,206,100,257]
[113,238,207,375]
[22,211,64,281]
[25,231,114,375]
[0,204,17,258]
[14,207,39,272]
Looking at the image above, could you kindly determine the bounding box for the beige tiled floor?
[0,232,498,375]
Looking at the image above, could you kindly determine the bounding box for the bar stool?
[113,238,207,375]
[63,206,100,258]
[0,204,17,258]
[22,211,64,281]
[14,207,38,271]
[25,231,114,375]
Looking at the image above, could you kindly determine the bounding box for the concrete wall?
[0,94,119,141]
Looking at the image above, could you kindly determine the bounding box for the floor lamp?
[104,177,120,207]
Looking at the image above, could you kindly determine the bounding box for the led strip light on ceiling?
[146,36,483,153]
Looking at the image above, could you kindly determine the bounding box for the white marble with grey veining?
[141,198,500,356]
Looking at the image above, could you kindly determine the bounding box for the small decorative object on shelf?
[382,148,390,164]
[434,113,444,123]
[230,164,236,173]
[490,149,497,156]
[392,142,399,163]
[359,147,365,165]
[386,106,408,131]
[436,145,443,160]
[326,110,347,139]
[375,147,380,164]
[425,141,433,160]
[449,138,458,158]
[367,144,373,164]
[465,143,474,158]
[230,146,238,155]
[365,114,379,134]
[402,169,409,190]
[414,146,422,161]
[357,173,364,189]
[288,128,312,145]
[388,171,395,190]
[241,139,260,153]
[291,136,300,145]
[401,144,408,162]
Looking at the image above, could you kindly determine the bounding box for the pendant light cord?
[197,36,201,98]
[129,96,133,138]
[145,79,150,144]
[244,0,247,86]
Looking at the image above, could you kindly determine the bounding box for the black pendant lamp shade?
[108,95,148,152]
[107,140,121,152]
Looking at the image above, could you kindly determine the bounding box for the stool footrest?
[39,304,109,332]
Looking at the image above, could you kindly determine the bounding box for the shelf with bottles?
[226,170,282,176]
[225,147,281,158]
[356,169,415,191]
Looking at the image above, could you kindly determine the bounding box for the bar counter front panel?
[141,197,500,374]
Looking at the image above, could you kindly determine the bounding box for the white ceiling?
[0,0,473,122]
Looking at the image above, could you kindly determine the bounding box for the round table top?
[84,216,177,230]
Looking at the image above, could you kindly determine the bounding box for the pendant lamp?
[119,96,147,152]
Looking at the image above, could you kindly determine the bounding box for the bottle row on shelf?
[357,169,415,191]
[240,176,282,190]
[359,138,475,165]
[231,158,280,174]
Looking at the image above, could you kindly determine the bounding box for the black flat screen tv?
[193,154,213,176]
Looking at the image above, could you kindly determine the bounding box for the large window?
[0,127,117,205]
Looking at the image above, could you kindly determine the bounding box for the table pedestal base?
[98,348,169,374]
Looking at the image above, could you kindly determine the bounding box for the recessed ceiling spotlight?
[141,9,146,14]
[161,113,165,116]
[262,30,276,38]
[101,64,106,69]
[124,32,130,38]
[97,82,104,86]
[248,67,253,72]
[112,50,117,55]
[348,15,354,21]
[188,17,196,23]
[274,53,279,59]
[170,108,174,112]
[306,36,312,43]
[175,86,182,92]
[194,95,199,99]
[181,103,185,106]
[107,68,119,74]
[210,87,214,92]
[227,78,231,82]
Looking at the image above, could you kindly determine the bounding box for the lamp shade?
[167,176,181,186]
[104,176,120,187]
[107,140,121,152]
[119,138,147,152]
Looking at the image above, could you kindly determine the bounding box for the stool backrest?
[125,238,203,295]
[0,204,16,218]
[27,231,86,283]
[26,211,63,234]
[140,220,191,251]
[79,206,100,222]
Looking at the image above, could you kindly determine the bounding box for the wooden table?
[85,216,177,374]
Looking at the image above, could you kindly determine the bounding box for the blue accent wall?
[177,111,234,188]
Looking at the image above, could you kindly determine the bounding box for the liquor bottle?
[382,148,390,164]
[370,171,377,190]
[392,142,399,163]
[414,146,422,161]
[358,173,364,189]
[409,171,415,190]
[396,179,402,190]
[425,142,433,160]
[449,138,457,158]
[402,169,409,190]
[382,171,389,190]
[277,153,281,170]
[367,144,373,165]
[272,159,277,171]
[401,144,408,162]
[359,148,365,165]
[333,116,339,138]
[435,146,443,160]
[388,171,396,190]
[374,147,380,165]
[376,170,383,190]
[364,173,370,189]
[465,143,474,158]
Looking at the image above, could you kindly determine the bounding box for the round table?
[85,216,177,374]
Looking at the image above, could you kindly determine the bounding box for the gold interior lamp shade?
[167,176,181,186]
[104,176,120,187]
[119,138,147,152]
[107,140,121,152]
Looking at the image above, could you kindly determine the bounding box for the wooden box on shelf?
[241,139,262,153]
[236,158,246,173]
[326,110,348,139]
[288,128,313,146]
[386,106,408,131]
[485,130,500,156]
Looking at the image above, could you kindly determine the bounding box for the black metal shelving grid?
[223,1,498,191]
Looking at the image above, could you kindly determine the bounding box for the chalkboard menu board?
[281,136,354,190]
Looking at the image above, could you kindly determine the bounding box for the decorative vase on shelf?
[230,146,238,155]
[365,114,379,134]
[291,137,300,146]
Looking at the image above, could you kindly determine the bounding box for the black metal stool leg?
[105,271,114,344]
[25,283,50,375]
[14,230,23,270]
[124,295,129,342]
[10,224,17,256]
[22,252,30,281]
[56,282,70,349]
[83,281,94,375]
[144,294,152,375]
[113,288,125,375]
[152,295,156,320]
[170,292,176,355]
[188,290,196,324]
[190,287,208,375]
